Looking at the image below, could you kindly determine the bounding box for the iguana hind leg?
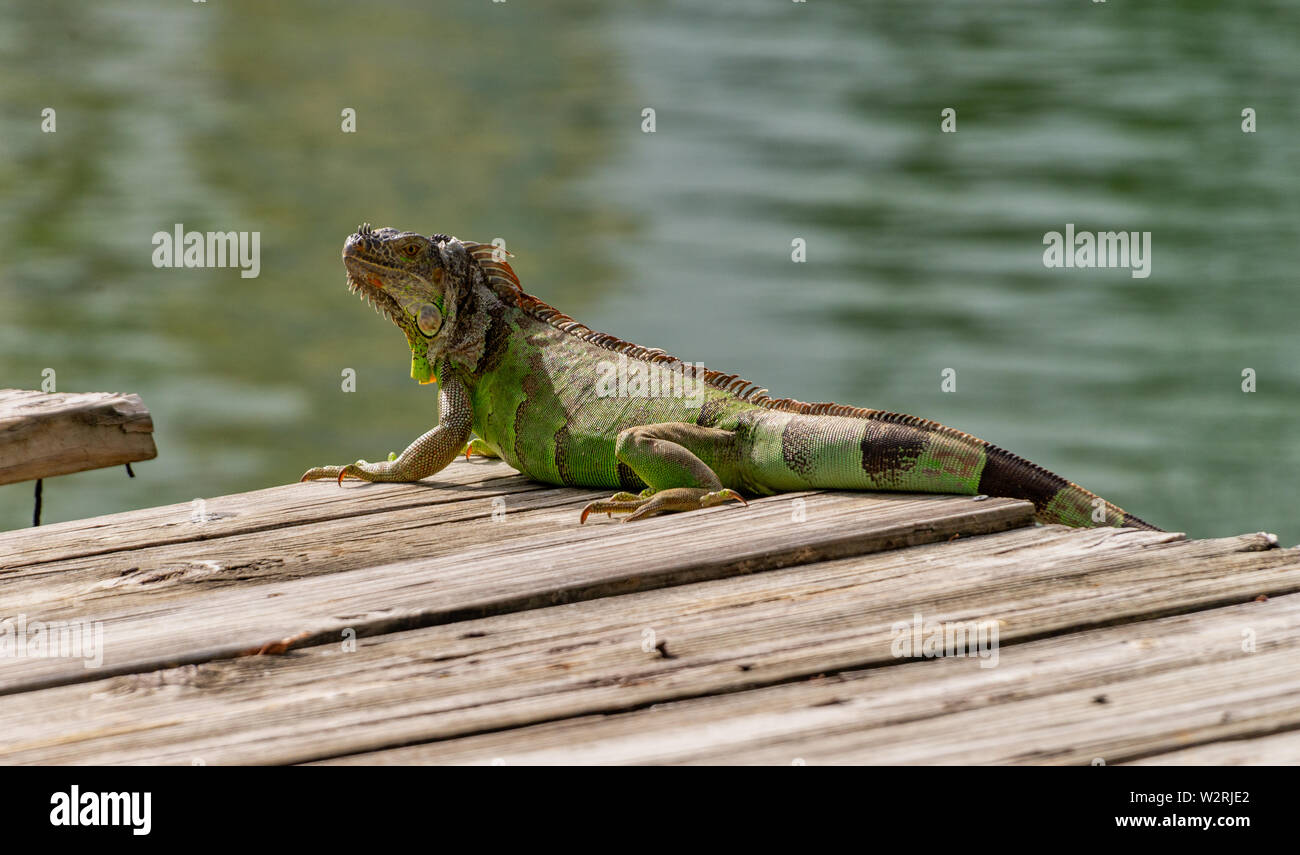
[580,423,747,523]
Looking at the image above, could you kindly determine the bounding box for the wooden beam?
[0,457,532,570]
[0,485,604,620]
[0,490,1034,695]
[0,390,156,486]
[1128,729,1300,765]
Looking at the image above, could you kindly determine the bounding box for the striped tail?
[785,409,1162,531]
[976,443,1160,530]
[746,407,1159,530]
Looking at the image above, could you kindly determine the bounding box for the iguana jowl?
[302,226,1159,530]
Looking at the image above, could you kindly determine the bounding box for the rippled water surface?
[1,0,1297,541]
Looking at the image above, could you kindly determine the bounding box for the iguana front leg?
[301,374,473,484]
[580,423,747,523]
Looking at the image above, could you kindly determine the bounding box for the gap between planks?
[1126,727,1300,765]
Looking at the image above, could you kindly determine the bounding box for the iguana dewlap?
[301,226,1159,530]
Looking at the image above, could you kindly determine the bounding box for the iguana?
[302,225,1159,530]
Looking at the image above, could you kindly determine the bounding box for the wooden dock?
[1,457,1297,765]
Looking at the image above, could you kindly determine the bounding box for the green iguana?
[302,225,1159,530]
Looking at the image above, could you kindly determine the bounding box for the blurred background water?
[1,0,1296,541]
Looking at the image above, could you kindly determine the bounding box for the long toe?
[580,497,647,523]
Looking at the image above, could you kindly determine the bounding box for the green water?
[1,0,1296,542]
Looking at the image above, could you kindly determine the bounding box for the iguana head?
[343,224,459,384]
[344,224,522,384]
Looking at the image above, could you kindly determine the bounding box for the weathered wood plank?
[0,458,530,569]
[1127,729,1300,765]
[0,491,1033,696]
[1,527,1291,765]
[0,389,156,485]
[316,592,1300,767]
[0,485,605,621]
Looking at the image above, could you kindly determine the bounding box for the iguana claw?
[579,487,747,523]
[298,461,378,484]
[460,438,500,461]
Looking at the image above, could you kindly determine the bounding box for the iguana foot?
[300,460,407,484]
[578,490,647,521]
[579,487,746,524]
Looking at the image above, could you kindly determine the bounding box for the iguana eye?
[417,304,442,337]
[402,241,423,258]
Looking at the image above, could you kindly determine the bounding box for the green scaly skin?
[302,225,1160,530]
